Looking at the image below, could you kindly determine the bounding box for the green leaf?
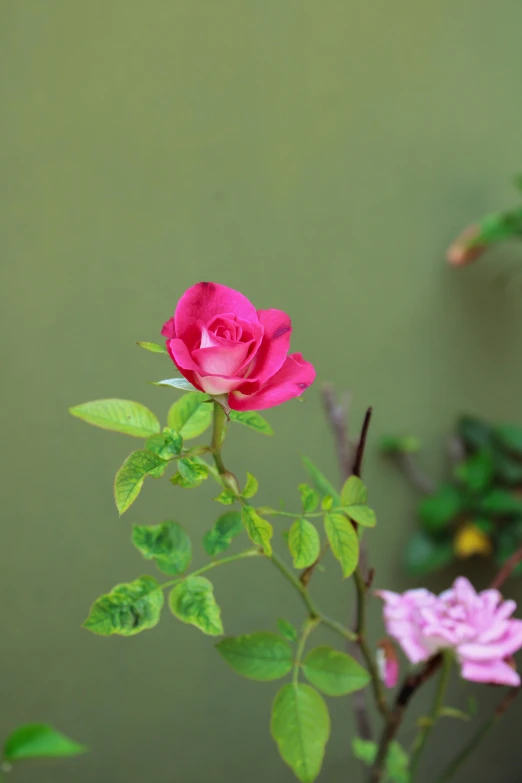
[288,519,320,568]
[178,457,208,484]
[132,521,192,575]
[216,632,293,680]
[169,576,223,635]
[145,427,183,460]
[3,724,86,761]
[495,423,522,456]
[114,450,167,515]
[229,409,274,435]
[344,505,376,528]
[302,646,370,696]
[321,495,333,511]
[454,449,494,493]
[136,341,168,354]
[167,392,213,439]
[340,478,376,527]
[457,416,493,451]
[277,618,298,642]
[271,683,330,783]
[242,505,273,555]
[83,575,164,636]
[242,472,259,499]
[418,484,462,532]
[404,531,453,576]
[352,739,410,783]
[302,457,341,506]
[214,489,237,505]
[380,435,420,454]
[386,742,410,783]
[324,512,359,577]
[479,489,522,516]
[203,511,243,556]
[151,377,195,391]
[341,476,367,506]
[70,399,160,438]
[299,484,319,513]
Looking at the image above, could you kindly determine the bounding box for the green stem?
[211,402,227,475]
[293,618,320,685]
[270,551,357,642]
[269,551,321,618]
[434,686,520,783]
[410,651,453,780]
[161,549,261,590]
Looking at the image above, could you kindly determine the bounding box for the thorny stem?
[434,687,521,783]
[409,651,453,780]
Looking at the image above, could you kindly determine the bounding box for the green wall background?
[3,2,522,781]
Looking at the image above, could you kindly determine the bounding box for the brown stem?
[369,654,443,783]
[353,407,373,478]
[490,545,522,590]
[318,388,379,741]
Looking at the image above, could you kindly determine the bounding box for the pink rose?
[161,282,315,411]
[377,577,522,687]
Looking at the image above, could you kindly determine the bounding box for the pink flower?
[161,282,315,410]
[377,577,522,687]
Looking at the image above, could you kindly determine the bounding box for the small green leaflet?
[277,618,298,642]
[178,457,208,484]
[136,341,168,354]
[324,512,359,577]
[214,488,237,505]
[299,484,319,513]
[341,477,376,527]
[495,423,522,456]
[132,521,192,575]
[169,576,223,635]
[3,724,86,761]
[302,457,341,506]
[352,738,410,783]
[229,409,274,435]
[288,519,320,568]
[302,646,370,696]
[146,428,182,460]
[167,392,213,439]
[216,632,293,680]
[241,505,273,555]
[150,377,195,391]
[70,399,160,438]
[380,435,420,454]
[114,450,167,515]
[479,489,522,516]
[203,511,243,556]
[83,575,164,636]
[271,683,330,783]
[242,472,259,499]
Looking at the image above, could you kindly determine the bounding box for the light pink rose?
[161,282,315,411]
[376,577,522,687]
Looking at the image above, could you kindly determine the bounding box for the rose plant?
[71,282,522,783]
